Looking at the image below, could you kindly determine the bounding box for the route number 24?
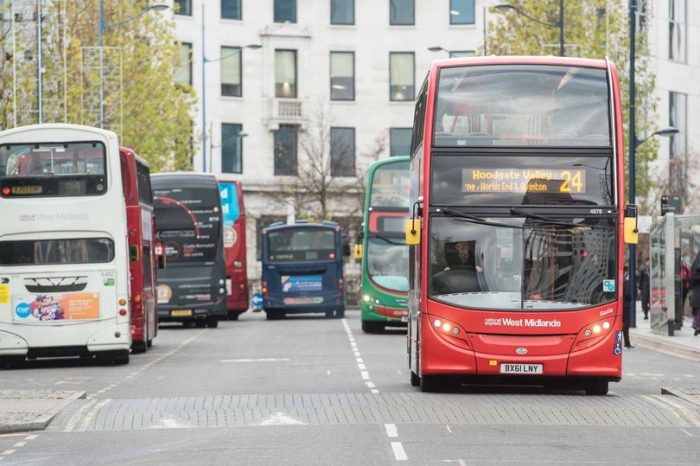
[559,170,584,193]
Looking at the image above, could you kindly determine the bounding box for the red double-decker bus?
[406,56,631,395]
[120,148,157,352]
[216,176,249,320]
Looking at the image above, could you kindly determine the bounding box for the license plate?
[500,363,543,374]
[170,309,193,317]
[283,296,323,305]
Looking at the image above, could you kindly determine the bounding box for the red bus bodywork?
[408,56,625,395]
[120,148,157,352]
[216,176,249,319]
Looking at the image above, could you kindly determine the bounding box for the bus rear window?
[268,229,336,262]
[0,142,106,197]
[0,238,115,266]
[433,65,611,148]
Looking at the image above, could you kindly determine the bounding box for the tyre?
[228,312,240,321]
[131,340,147,354]
[585,379,609,396]
[362,321,384,333]
[147,339,153,348]
[419,374,439,392]
[410,371,420,387]
[0,355,25,369]
[113,351,130,365]
[195,320,206,328]
[266,312,283,320]
[336,308,345,318]
[206,317,219,328]
[325,309,334,319]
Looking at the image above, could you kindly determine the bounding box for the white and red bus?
[0,124,131,366]
[406,57,630,395]
[119,148,158,352]
[216,176,249,320]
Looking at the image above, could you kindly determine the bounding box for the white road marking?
[259,412,305,426]
[391,442,408,461]
[680,428,693,437]
[12,443,25,448]
[1,450,16,456]
[371,389,380,394]
[366,381,376,389]
[150,418,191,429]
[361,371,370,380]
[77,399,111,432]
[64,399,97,432]
[358,363,366,370]
[342,318,379,395]
[384,423,398,438]
[446,424,453,433]
[24,435,37,440]
[356,358,363,363]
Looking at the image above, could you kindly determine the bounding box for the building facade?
[170,0,486,283]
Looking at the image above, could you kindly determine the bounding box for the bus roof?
[369,156,409,171]
[430,55,610,72]
[151,172,218,189]
[0,123,117,144]
[263,221,340,233]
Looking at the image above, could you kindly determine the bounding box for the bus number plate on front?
[171,309,193,317]
[500,363,543,374]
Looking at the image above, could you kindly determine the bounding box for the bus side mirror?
[623,204,638,245]
[353,244,363,260]
[155,242,166,269]
[405,218,421,245]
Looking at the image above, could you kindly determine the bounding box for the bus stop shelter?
[648,214,700,335]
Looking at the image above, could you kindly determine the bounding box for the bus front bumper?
[158,300,226,322]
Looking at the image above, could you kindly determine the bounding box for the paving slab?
[661,386,700,408]
[0,389,86,433]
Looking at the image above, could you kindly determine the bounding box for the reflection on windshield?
[429,217,616,310]
[0,142,106,177]
[367,238,409,292]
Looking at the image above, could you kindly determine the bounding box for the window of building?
[669,91,687,158]
[450,0,474,24]
[331,127,355,177]
[390,0,414,25]
[330,52,354,101]
[449,50,474,58]
[390,128,412,156]
[275,50,297,98]
[274,124,298,175]
[389,52,414,101]
[221,46,242,97]
[669,0,686,62]
[175,0,192,16]
[274,0,297,23]
[221,0,242,20]
[175,42,192,86]
[221,123,243,174]
[331,0,354,25]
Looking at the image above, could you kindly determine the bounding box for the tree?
[486,0,658,211]
[0,0,196,171]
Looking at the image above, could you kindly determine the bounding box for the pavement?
[629,302,700,407]
[1,303,698,435]
[0,390,85,434]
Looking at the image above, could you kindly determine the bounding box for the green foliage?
[486,0,658,210]
[0,0,196,171]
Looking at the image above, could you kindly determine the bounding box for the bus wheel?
[410,371,420,387]
[325,309,334,319]
[336,308,345,318]
[147,339,153,348]
[195,320,207,328]
[585,379,609,396]
[113,351,130,365]
[131,341,147,354]
[228,312,240,321]
[419,375,442,392]
[362,321,384,333]
[266,312,283,320]
[0,356,25,369]
[206,318,219,328]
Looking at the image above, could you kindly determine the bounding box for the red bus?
[120,148,157,352]
[406,56,632,395]
[216,176,249,320]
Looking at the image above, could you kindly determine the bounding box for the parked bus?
[406,57,631,395]
[216,175,249,320]
[0,124,131,366]
[152,173,226,328]
[120,148,157,352]
[360,156,410,333]
[261,221,345,320]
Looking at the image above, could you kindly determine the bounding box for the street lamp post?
[97,2,168,129]
[494,1,564,56]
[200,2,260,172]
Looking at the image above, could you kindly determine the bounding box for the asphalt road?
[1,308,700,465]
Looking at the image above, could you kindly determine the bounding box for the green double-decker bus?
[360,156,410,332]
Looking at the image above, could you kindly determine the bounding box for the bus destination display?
[462,168,586,194]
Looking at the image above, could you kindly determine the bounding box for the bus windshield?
[0,142,106,197]
[367,237,409,292]
[268,228,336,262]
[429,216,616,310]
[153,187,222,265]
[370,161,410,208]
[433,65,611,147]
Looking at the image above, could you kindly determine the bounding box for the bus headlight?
[431,316,470,349]
[572,317,615,352]
[363,295,370,302]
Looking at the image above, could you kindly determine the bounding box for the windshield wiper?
[509,208,614,230]
[442,208,523,229]
[372,234,405,245]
